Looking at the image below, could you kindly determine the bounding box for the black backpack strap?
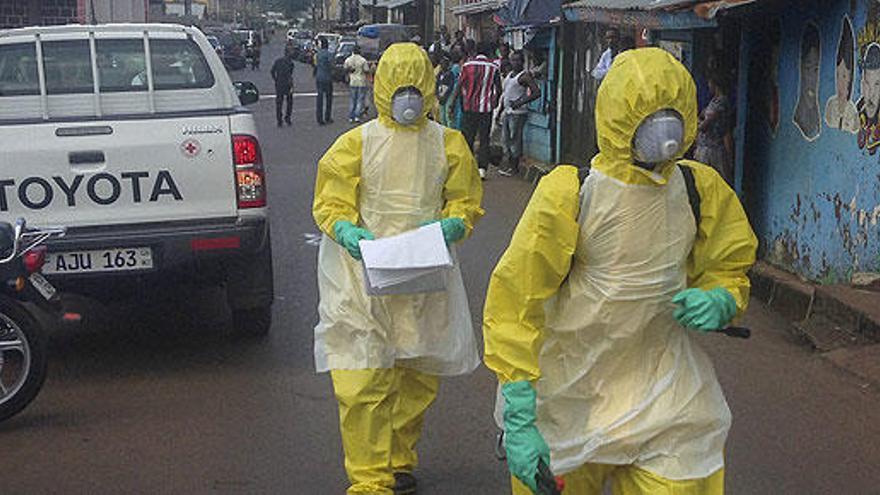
[677,163,701,229]
[578,166,590,184]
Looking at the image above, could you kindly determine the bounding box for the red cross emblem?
[181,138,201,158]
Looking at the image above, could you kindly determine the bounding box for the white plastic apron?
[497,167,730,480]
[315,120,479,376]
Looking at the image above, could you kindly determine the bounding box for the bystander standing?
[592,28,620,81]
[344,45,370,123]
[455,41,501,179]
[694,74,734,183]
[314,38,334,125]
[496,51,541,176]
[270,46,295,127]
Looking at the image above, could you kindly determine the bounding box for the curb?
[749,261,880,386]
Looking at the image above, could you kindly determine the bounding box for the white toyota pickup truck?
[0,24,273,335]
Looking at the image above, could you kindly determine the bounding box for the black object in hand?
[536,459,564,494]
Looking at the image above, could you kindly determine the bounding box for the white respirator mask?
[632,109,685,166]
[391,87,424,125]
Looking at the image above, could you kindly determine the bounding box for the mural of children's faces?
[794,22,822,141]
[860,45,880,121]
[825,15,858,134]
[857,43,880,154]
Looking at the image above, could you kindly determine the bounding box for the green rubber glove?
[332,220,374,260]
[672,287,737,332]
[422,218,467,245]
[440,217,466,245]
[502,381,551,494]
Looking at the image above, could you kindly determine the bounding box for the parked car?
[206,35,223,55]
[297,39,315,64]
[287,29,312,59]
[333,41,357,82]
[0,24,274,336]
[357,24,415,60]
[206,30,246,70]
[315,32,342,49]
[234,29,260,49]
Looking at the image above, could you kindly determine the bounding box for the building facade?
[1,0,83,28]
[741,0,880,282]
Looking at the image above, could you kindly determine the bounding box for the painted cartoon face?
[836,59,852,100]
[802,47,820,100]
[862,67,880,117]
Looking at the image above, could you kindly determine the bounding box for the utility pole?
[424,0,434,47]
[312,0,319,29]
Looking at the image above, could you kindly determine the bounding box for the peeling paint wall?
[743,0,880,283]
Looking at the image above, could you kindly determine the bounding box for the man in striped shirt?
[455,41,502,179]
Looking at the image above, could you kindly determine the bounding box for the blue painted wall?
[744,0,880,282]
[523,28,556,164]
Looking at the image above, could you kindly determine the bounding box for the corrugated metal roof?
[564,0,693,10]
[359,0,416,8]
[693,0,759,18]
[452,0,506,15]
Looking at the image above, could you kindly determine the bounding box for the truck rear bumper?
[43,216,274,307]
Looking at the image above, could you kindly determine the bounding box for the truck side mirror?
[234,81,260,105]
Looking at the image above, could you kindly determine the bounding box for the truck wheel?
[232,305,272,337]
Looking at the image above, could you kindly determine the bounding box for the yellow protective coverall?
[483,48,758,494]
[313,43,484,494]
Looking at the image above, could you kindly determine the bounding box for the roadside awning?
[497,0,562,28]
[693,0,760,18]
[358,0,416,8]
[563,0,693,9]
[452,0,506,16]
[563,0,762,29]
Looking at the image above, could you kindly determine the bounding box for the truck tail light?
[23,246,47,274]
[233,134,266,209]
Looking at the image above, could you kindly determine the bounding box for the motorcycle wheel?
[0,296,48,423]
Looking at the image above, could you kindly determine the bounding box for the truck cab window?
[0,43,39,96]
[149,39,213,90]
[43,40,94,95]
[95,39,147,92]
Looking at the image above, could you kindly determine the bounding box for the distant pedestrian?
[496,51,541,177]
[443,49,466,130]
[465,39,477,61]
[455,41,501,179]
[495,42,510,68]
[314,38,334,125]
[694,75,733,183]
[271,46,295,126]
[344,45,369,123]
[437,53,455,126]
[592,28,620,81]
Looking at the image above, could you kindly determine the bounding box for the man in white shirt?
[344,45,370,123]
[592,28,620,81]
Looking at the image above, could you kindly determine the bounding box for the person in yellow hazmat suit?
[312,43,484,495]
[483,47,758,495]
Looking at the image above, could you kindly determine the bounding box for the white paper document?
[359,223,453,296]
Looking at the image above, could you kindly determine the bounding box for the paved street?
[2,38,880,495]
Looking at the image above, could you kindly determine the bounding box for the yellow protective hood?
[373,43,437,129]
[592,47,698,185]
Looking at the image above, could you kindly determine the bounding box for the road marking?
[263,92,348,99]
[303,233,323,246]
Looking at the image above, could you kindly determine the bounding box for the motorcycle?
[0,219,66,423]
